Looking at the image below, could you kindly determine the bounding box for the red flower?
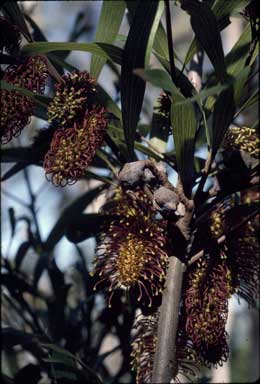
[44,107,107,186]
[1,56,48,144]
[47,70,96,127]
[93,187,168,308]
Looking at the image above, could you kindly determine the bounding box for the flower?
[47,71,96,127]
[222,125,259,158]
[3,55,48,93]
[225,218,259,306]
[0,16,21,54]
[1,90,33,144]
[183,257,232,367]
[43,107,107,186]
[131,310,201,383]
[131,312,158,384]
[1,56,48,144]
[93,187,168,308]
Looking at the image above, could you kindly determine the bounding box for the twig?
[23,168,42,245]
[152,257,186,382]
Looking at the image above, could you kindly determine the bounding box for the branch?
[152,257,186,382]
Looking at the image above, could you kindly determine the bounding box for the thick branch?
[152,257,186,383]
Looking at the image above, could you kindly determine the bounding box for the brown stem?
[152,257,186,383]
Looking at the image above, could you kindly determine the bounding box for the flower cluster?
[93,187,168,308]
[44,71,106,186]
[225,219,259,306]
[183,257,232,367]
[44,107,107,186]
[131,310,201,383]
[0,16,21,54]
[1,56,48,144]
[131,312,158,384]
[47,71,96,127]
[222,125,259,157]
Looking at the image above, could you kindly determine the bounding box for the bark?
[151,257,186,383]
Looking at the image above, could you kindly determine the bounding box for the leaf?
[65,213,117,243]
[40,343,76,359]
[15,241,31,271]
[1,163,28,181]
[171,90,197,197]
[44,185,107,251]
[2,327,35,348]
[182,0,248,69]
[225,23,251,76]
[21,41,123,66]
[211,85,236,157]
[1,147,40,164]
[90,1,126,78]
[8,207,16,237]
[95,84,122,121]
[233,66,251,106]
[181,0,226,83]
[121,1,160,160]
[212,0,250,19]
[1,2,32,41]
[134,68,175,93]
[238,89,259,115]
[149,95,171,154]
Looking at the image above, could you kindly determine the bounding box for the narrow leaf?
[90,1,126,78]
[121,1,160,160]
[44,185,107,251]
[15,241,31,271]
[1,2,32,41]
[8,207,16,237]
[181,0,226,83]
[171,91,197,196]
[211,85,236,157]
[21,42,123,66]
[225,23,251,76]
[1,163,28,181]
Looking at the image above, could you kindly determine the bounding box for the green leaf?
[41,343,75,358]
[212,0,250,19]
[134,68,175,93]
[233,66,251,106]
[181,0,226,83]
[144,1,165,67]
[182,0,244,70]
[121,0,160,160]
[21,41,123,66]
[44,185,107,251]
[171,90,197,196]
[1,80,49,108]
[153,21,169,60]
[225,23,251,76]
[237,89,259,115]
[211,85,236,157]
[95,84,122,121]
[90,1,126,78]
